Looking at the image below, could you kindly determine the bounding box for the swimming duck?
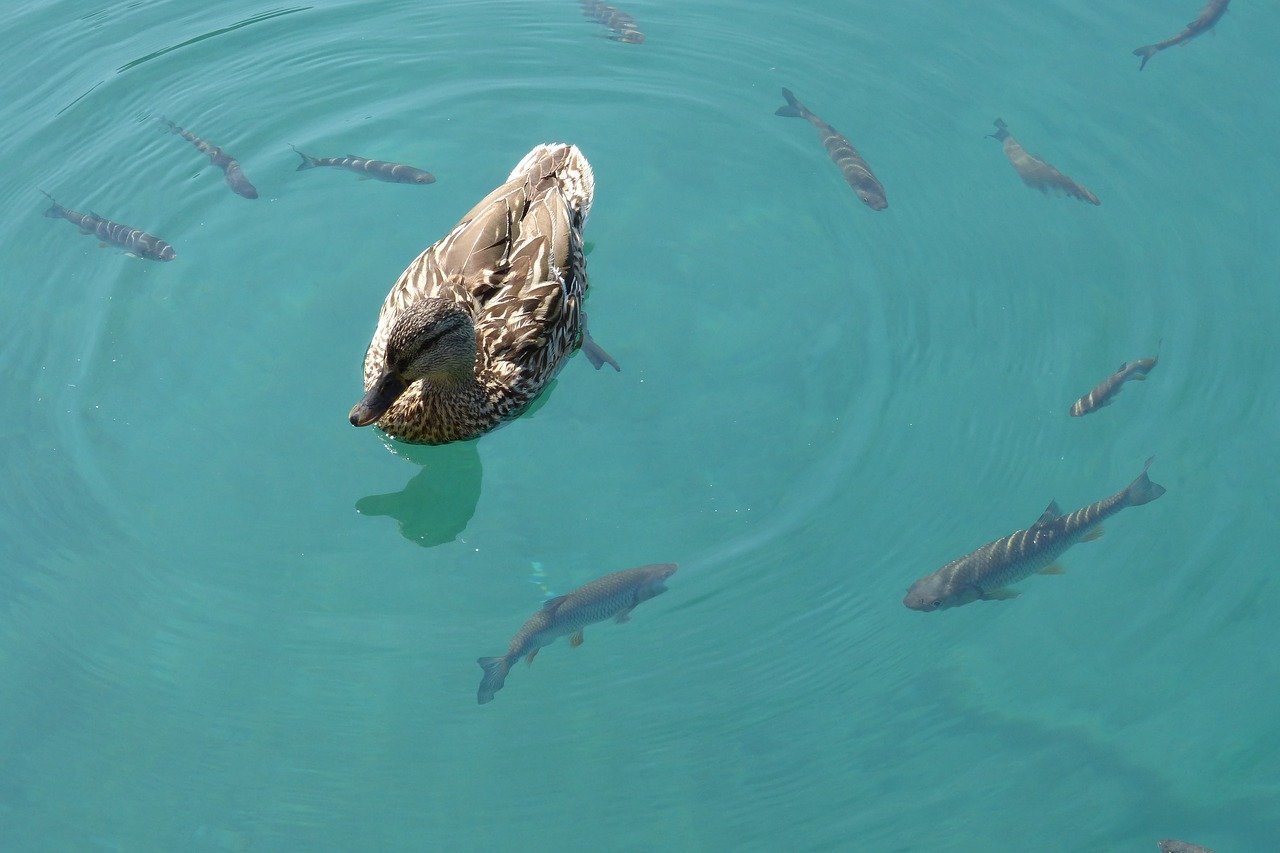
[349,143,616,445]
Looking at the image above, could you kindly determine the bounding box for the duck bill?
[349,371,408,427]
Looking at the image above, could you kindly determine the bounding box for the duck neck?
[419,350,489,413]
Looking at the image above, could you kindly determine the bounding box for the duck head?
[348,298,477,428]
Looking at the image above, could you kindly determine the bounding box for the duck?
[349,143,617,445]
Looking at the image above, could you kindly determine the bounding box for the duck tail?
[477,656,512,705]
[1125,457,1167,507]
[508,143,595,223]
[1133,45,1159,70]
[775,88,807,118]
[289,144,319,170]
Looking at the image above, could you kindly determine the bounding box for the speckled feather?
[358,144,594,444]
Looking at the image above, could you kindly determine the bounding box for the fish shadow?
[355,439,482,548]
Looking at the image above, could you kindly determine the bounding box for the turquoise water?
[2,0,1278,848]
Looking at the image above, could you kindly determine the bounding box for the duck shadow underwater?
[355,438,484,548]
[352,379,563,548]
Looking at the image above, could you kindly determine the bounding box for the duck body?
[352,144,595,445]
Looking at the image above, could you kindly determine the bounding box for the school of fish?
[35,2,1242,846]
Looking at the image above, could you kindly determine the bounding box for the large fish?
[160,117,258,199]
[775,88,887,211]
[986,119,1099,205]
[580,0,644,44]
[1134,0,1230,70]
[41,191,175,261]
[903,460,1165,611]
[477,563,677,704]
[1070,346,1160,417]
[1158,841,1215,853]
[290,145,435,184]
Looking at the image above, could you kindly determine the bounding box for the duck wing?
[473,145,594,383]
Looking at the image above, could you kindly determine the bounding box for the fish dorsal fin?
[1032,501,1061,529]
[541,594,569,613]
[1117,361,1129,372]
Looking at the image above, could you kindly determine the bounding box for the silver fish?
[580,0,644,44]
[290,145,435,184]
[1158,840,1215,853]
[775,88,887,211]
[477,563,677,704]
[904,459,1165,611]
[773,87,885,211]
[986,119,1099,205]
[1070,346,1160,417]
[41,191,175,261]
[1134,0,1230,70]
[160,117,258,199]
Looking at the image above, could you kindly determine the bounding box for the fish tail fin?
[775,88,806,118]
[1133,45,1158,70]
[38,188,60,217]
[477,656,511,704]
[986,118,1010,141]
[1126,456,1166,506]
[290,144,318,170]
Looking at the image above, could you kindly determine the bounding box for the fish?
[986,119,1100,205]
[775,88,887,211]
[477,562,677,704]
[159,117,258,199]
[1070,345,1160,417]
[903,459,1165,612]
[580,0,645,44]
[1134,0,1230,70]
[289,145,435,184]
[40,190,175,261]
[1158,841,1215,853]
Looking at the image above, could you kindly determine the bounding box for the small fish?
[1070,345,1160,417]
[1134,0,1230,70]
[986,119,1099,205]
[290,145,435,184]
[477,563,677,704]
[775,88,887,211]
[1158,841,1215,853]
[40,190,175,261]
[904,459,1165,611]
[580,0,645,44]
[160,117,258,199]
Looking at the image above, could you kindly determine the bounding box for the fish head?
[158,245,177,261]
[637,563,678,600]
[411,172,436,185]
[903,573,976,612]
[855,183,888,211]
[225,165,259,199]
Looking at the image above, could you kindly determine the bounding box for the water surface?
[2,1,1278,849]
